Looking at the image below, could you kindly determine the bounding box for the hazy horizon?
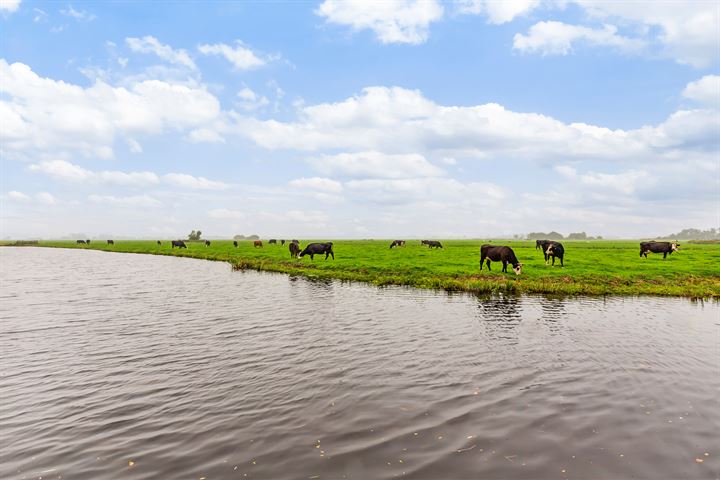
[1,1,718,239]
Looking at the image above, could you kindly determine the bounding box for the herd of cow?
[79,238,681,275]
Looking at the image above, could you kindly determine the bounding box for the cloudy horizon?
[1,0,718,240]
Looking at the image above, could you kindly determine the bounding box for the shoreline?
[4,242,718,299]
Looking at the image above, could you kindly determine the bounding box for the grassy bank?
[4,240,719,298]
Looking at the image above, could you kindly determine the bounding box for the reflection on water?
[1,247,718,480]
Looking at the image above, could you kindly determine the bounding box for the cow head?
[513,263,523,275]
[671,242,679,251]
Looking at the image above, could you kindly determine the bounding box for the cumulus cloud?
[0,0,21,13]
[88,194,162,208]
[5,190,56,204]
[513,21,646,56]
[554,165,648,195]
[237,87,270,111]
[126,36,196,70]
[197,41,267,70]
[455,0,539,24]
[0,60,221,159]
[233,85,719,162]
[683,75,720,107]
[309,151,444,179]
[288,176,343,193]
[316,0,444,45]
[187,127,226,143]
[28,160,160,186]
[163,173,228,190]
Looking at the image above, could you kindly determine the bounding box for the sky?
[1,0,718,239]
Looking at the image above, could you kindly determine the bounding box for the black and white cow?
[172,240,187,249]
[389,240,406,249]
[299,242,334,260]
[640,241,679,259]
[544,242,565,267]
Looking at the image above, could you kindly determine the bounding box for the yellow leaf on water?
[695,458,704,463]
[128,460,135,467]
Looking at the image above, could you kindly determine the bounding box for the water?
[1,247,718,480]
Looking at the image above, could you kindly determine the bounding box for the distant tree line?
[658,228,719,240]
[233,234,260,240]
[525,231,602,240]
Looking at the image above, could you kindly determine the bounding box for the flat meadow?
[11,239,719,298]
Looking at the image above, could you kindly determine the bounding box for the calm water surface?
[1,247,718,479]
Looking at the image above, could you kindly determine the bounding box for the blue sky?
[1,0,718,239]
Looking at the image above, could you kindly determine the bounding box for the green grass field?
[5,239,719,298]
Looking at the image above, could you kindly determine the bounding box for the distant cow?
[545,242,565,267]
[107,240,114,245]
[157,240,162,246]
[289,241,301,258]
[425,240,443,249]
[640,241,679,259]
[421,240,429,246]
[205,240,211,247]
[86,240,91,245]
[281,239,286,246]
[233,240,238,247]
[76,240,86,245]
[268,239,277,244]
[171,240,187,249]
[291,239,299,244]
[389,240,406,249]
[299,242,334,260]
[480,244,523,275]
[254,240,263,248]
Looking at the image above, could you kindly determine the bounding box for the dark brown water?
[1,247,718,480]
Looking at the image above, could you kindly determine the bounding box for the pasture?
[10,239,720,298]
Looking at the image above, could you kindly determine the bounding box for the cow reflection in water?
[475,294,523,342]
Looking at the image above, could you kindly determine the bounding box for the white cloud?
[309,151,445,179]
[28,160,160,186]
[513,21,645,56]
[0,0,21,13]
[187,127,226,143]
[208,208,245,220]
[683,75,720,107]
[198,41,267,70]
[237,87,269,111]
[5,190,56,204]
[288,177,344,193]
[163,173,229,190]
[126,36,196,70]
[60,5,96,22]
[554,165,648,195]
[126,138,143,153]
[88,194,162,208]
[0,60,221,159]
[316,0,444,45]
[455,0,539,24]
[345,177,507,206]
[32,8,47,22]
[234,85,718,162]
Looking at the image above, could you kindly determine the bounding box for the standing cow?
[205,240,211,247]
[86,240,91,245]
[254,240,263,248]
[107,240,114,245]
[281,239,286,246]
[389,240,406,249]
[480,244,523,275]
[299,242,334,260]
[76,240,86,245]
[426,240,443,249]
[268,239,277,245]
[157,240,162,246]
[545,242,565,267]
[640,241,679,259]
[233,240,238,247]
[171,240,187,249]
[289,241,301,258]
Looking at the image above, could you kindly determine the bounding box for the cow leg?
[502,261,508,273]
[663,252,667,259]
[330,251,334,260]
[560,257,564,267]
[551,256,555,266]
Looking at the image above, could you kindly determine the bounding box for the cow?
[157,240,162,246]
[171,240,187,249]
[76,240,86,245]
[545,242,565,267]
[205,240,211,247]
[86,240,91,245]
[421,240,429,246]
[299,242,334,260]
[389,240,406,249]
[281,239,286,246]
[268,239,277,245]
[291,239,299,244]
[233,240,238,248]
[426,240,443,249]
[480,244,523,275]
[289,241,301,258]
[254,240,263,248]
[640,241,679,259]
[107,240,114,245]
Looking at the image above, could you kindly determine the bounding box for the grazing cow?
[157,240,162,246]
[254,240,263,248]
[233,240,238,248]
[281,239,286,246]
[205,240,211,247]
[389,240,406,249]
[480,244,523,275]
[425,240,443,249]
[76,240,86,245]
[171,240,187,249]
[107,240,114,245]
[268,239,277,245]
[299,242,334,260]
[640,241,679,259]
[545,242,565,267]
[289,241,301,258]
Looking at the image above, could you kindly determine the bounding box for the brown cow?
[254,240,263,248]
[289,241,301,258]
